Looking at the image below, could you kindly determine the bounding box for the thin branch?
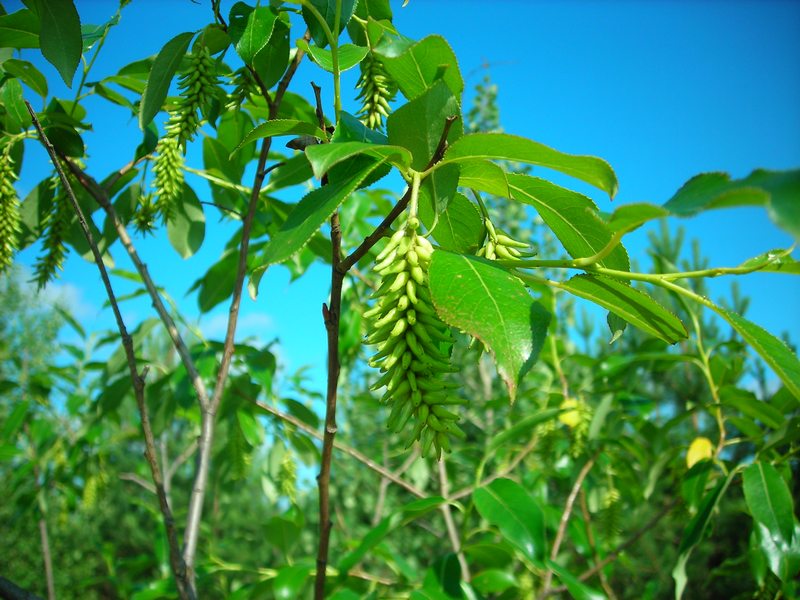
[25,101,194,600]
[372,444,419,525]
[315,80,341,600]
[547,499,678,596]
[61,158,211,411]
[255,400,426,498]
[102,153,150,192]
[120,472,157,495]
[183,42,309,585]
[438,459,471,581]
[579,489,617,600]
[341,115,459,272]
[538,452,599,599]
[448,434,539,501]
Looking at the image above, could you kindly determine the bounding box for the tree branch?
[341,115,459,272]
[25,102,194,600]
[183,41,309,586]
[438,459,471,581]
[120,472,157,495]
[538,452,599,599]
[254,400,426,498]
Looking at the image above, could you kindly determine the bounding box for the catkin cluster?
[477,218,534,260]
[0,147,21,272]
[153,45,217,222]
[225,67,258,112]
[365,218,466,459]
[355,54,395,130]
[33,167,74,288]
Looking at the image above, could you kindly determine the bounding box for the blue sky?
[7,0,800,390]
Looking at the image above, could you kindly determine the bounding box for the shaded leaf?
[419,192,483,254]
[166,185,205,259]
[473,478,546,563]
[305,141,411,179]
[37,0,81,87]
[0,9,40,48]
[743,461,795,545]
[2,58,47,98]
[233,119,328,156]
[302,0,357,48]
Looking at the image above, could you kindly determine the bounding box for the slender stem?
[183,44,308,585]
[546,499,678,596]
[538,452,598,599]
[255,400,426,498]
[437,460,471,581]
[579,489,617,600]
[25,102,194,600]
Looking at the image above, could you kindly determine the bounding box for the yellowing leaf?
[686,436,713,469]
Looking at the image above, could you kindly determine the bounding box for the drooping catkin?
[355,54,395,130]
[365,218,466,459]
[153,45,217,221]
[33,167,75,288]
[0,146,21,272]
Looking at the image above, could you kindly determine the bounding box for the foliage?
[0,1,798,600]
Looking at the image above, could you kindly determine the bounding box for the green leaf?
[37,0,81,87]
[556,275,687,345]
[297,39,368,72]
[721,386,783,430]
[716,307,800,400]
[419,192,483,254]
[387,80,462,170]
[737,248,800,275]
[743,461,795,545]
[0,9,40,49]
[233,119,328,157]
[673,471,736,599]
[255,158,386,267]
[665,169,800,240]
[193,249,237,313]
[337,496,447,574]
[0,444,22,462]
[444,133,618,198]
[305,141,411,179]
[471,569,518,595]
[236,409,265,447]
[486,407,563,453]
[607,202,669,234]
[547,561,606,600]
[166,185,205,259]
[419,163,459,218]
[264,154,314,192]
[2,58,47,98]
[139,31,195,130]
[473,478,546,563]
[302,0,357,48]
[1,78,30,132]
[1,400,29,441]
[508,174,629,270]
[379,35,463,101]
[274,564,311,599]
[229,4,276,64]
[430,251,550,400]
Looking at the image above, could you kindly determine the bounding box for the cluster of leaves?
[0,0,798,599]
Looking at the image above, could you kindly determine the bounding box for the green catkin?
[225,67,259,112]
[133,192,158,235]
[477,216,536,261]
[153,45,217,221]
[0,147,21,272]
[33,169,74,289]
[366,218,465,459]
[355,53,395,130]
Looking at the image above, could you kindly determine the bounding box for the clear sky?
[7,0,800,390]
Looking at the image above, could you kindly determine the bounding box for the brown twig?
[25,101,194,600]
[255,400,426,498]
[538,452,599,599]
[438,459,471,581]
[341,115,459,272]
[120,472,157,495]
[548,499,679,595]
[183,41,308,586]
[579,489,617,599]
